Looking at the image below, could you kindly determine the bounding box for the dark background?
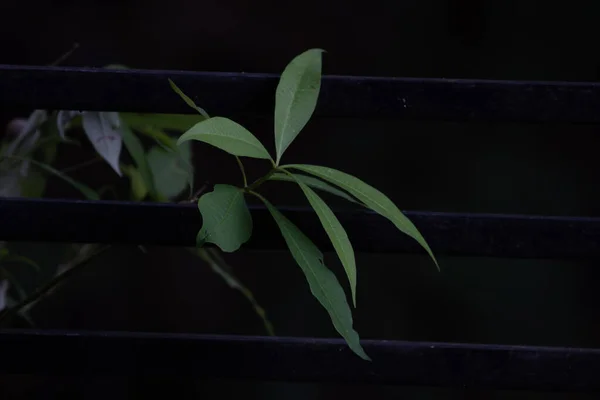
[2,0,600,398]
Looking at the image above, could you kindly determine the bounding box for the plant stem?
[60,156,103,174]
[245,168,277,192]
[235,156,248,187]
[0,244,110,327]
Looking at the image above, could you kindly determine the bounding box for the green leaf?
[197,184,253,252]
[293,178,357,307]
[122,165,148,201]
[120,113,207,135]
[7,156,99,200]
[147,143,193,200]
[177,117,272,161]
[258,195,369,360]
[195,247,275,336]
[269,172,358,204]
[81,111,123,176]
[168,79,210,118]
[285,164,439,270]
[119,121,157,199]
[274,49,324,164]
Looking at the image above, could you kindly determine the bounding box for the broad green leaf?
[6,156,99,200]
[120,113,207,134]
[147,142,193,200]
[195,247,275,336]
[81,111,123,176]
[122,165,148,201]
[177,117,272,161]
[259,196,369,360]
[197,184,252,252]
[119,121,157,199]
[274,49,324,164]
[269,172,358,204]
[168,79,210,118]
[294,179,357,307]
[285,164,439,269]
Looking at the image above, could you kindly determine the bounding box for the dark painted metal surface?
[1,65,600,123]
[1,197,600,259]
[1,329,599,392]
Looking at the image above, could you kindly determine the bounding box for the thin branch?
[0,244,110,326]
[49,43,80,67]
[60,156,103,174]
[235,156,248,187]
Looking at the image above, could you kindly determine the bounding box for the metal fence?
[1,65,600,393]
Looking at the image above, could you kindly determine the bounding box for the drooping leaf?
[120,113,207,135]
[4,155,99,200]
[147,142,193,200]
[269,172,358,204]
[293,178,358,306]
[119,121,156,199]
[197,184,252,252]
[168,79,210,118]
[56,110,82,140]
[195,247,275,335]
[122,165,148,201]
[177,117,272,161]
[259,195,369,360]
[274,49,324,164]
[81,111,123,176]
[285,164,439,269]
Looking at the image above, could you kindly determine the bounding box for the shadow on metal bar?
[0,197,600,259]
[1,330,599,393]
[1,65,600,123]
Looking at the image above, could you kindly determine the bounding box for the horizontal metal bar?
[2,65,600,123]
[1,197,600,259]
[1,329,599,392]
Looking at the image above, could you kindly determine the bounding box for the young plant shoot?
[171,49,439,360]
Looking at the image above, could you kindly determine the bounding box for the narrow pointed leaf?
[177,117,272,160]
[81,111,123,176]
[269,172,358,204]
[286,164,439,269]
[119,121,157,199]
[293,179,358,306]
[197,184,252,252]
[259,196,370,360]
[168,79,210,118]
[274,49,324,164]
